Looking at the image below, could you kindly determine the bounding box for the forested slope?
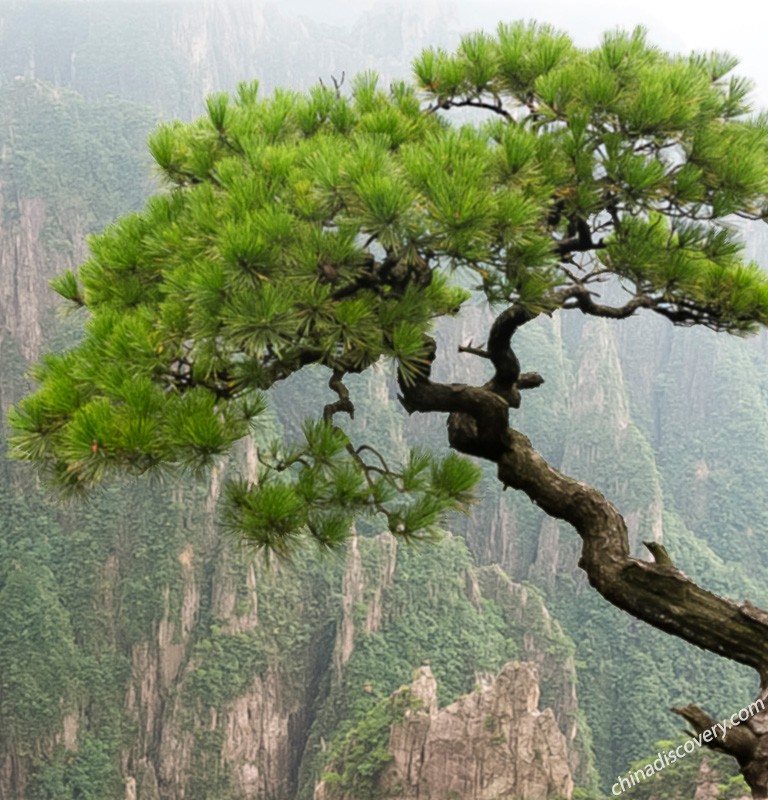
[1,4,767,799]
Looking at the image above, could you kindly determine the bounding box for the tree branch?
[433,96,513,120]
[397,354,768,689]
[323,370,355,423]
[458,342,490,359]
[484,305,537,407]
[564,288,655,319]
[554,217,606,256]
[497,427,768,689]
[644,540,674,567]
[672,704,758,765]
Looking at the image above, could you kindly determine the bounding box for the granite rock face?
[316,661,573,800]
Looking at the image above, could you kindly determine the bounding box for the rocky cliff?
[0,1,462,118]
[316,661,573,800]
[0,157,589,800]
[4,5,768,800]
[297,532,587,798]
[0,14,591,799]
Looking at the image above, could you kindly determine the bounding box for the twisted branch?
[397,324,768,689]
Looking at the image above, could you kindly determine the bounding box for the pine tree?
[10,22,768,795]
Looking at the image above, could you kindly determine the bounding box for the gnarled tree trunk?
[399,319,768,798]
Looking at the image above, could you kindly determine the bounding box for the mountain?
[1,4,767,799]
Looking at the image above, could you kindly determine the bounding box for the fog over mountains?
[1,3,768,799]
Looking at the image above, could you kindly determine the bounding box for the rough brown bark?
[398,314,768,797]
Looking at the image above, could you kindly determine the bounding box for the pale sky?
[461,0,768,104]
[283,0,768,106]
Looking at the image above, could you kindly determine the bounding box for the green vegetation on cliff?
[5,9,768,800]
